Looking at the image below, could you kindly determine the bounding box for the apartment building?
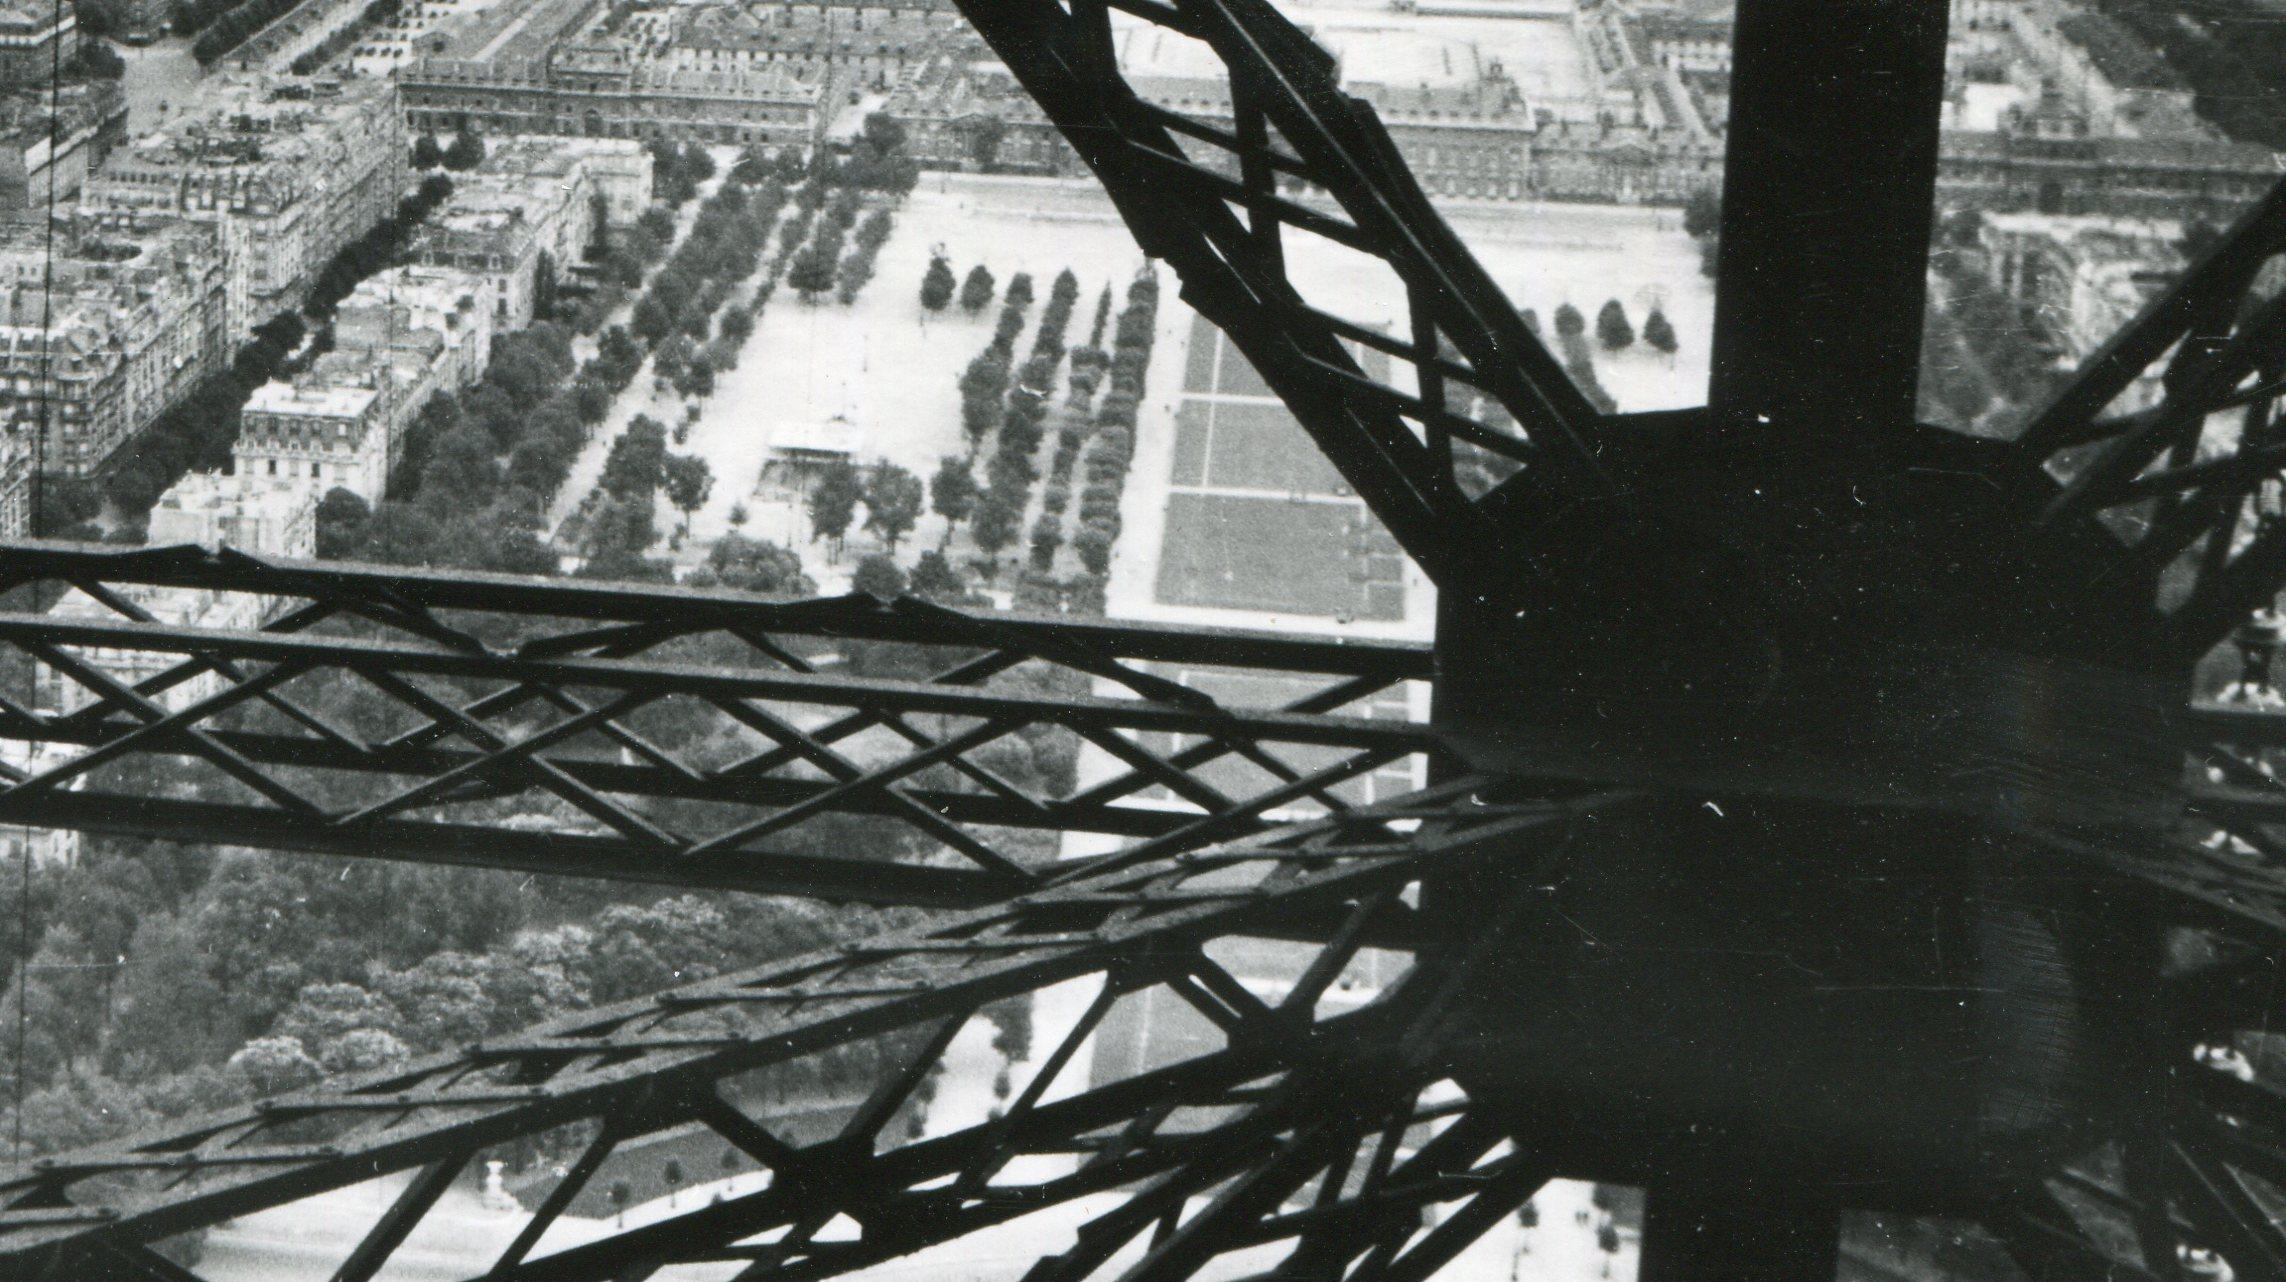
[0,216,229,475]
[86,74,408,335]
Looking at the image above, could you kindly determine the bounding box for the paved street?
[117,37,203,134]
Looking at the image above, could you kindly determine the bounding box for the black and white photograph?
[0,0,2275,1275]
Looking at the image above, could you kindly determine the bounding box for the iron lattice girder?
[2014,176,2286,661]
[944,0,1617,607]
[0,779,1605,1277]
[13,544,2286,918]
[0,543,1439,906]
[0,546,1432,680]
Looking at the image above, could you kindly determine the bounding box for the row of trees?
[76,314,301,531]
[940,268,1153,588]
[1552,303,1619,416]
[1067,268,1159,577]
[1581,299,1676,356]
[322,321,583,571]
[1684,185,1720,281]
[1014,272,1085,574]
[919,258,1005,316]
[309,172,456,313]
[573,416,716,578]
[410,128,486,173]
[323,164,752,569]
[953,272,1041,573]
[287,0,397,73]
[655,176,796,399]
[831,208,895,305]
[1024,287,1116,577]
[567,166,800,573]
[784,187,867,303]
[648,139,721,209]
[630,173,788,350]
[188,0,299,65]
[955,271,1036,450]
[806,459,924,561]
[1520,303,1622,415]
[1033,289,1110,559]
[89,174,457,525]
[1523,298,1676,357]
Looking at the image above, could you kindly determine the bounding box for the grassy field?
[1155,492,1404,619]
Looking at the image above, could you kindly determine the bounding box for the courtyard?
[641,171,1712,601]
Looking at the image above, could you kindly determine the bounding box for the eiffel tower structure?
[5,0,2286,1278]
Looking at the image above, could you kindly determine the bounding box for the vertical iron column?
[1637,1186,1842,1282]
[1707,0,1951,452]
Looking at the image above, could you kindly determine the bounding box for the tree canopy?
[442,128,485,172]
[1683,186,1721,239]
[1596,299,1634,351]
[930,456,978,533]
[692,534,815,596]
[787,246,836,301]
[851,553,908,600]
[864,462,925,552]
[1643,307,1678,355]
[662,454,714,531]
[808,460,864,547]
[920,254,955,312]
[959,264,996,313]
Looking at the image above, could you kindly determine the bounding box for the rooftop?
[146,472,319,552]
[244,377,381,418]
[350,264,491,313]
[670,2,959,50]
[1940,125,2281,169]
[0,0,72,33]
[157,470,315,514]
[1330,28,1483,91]
[1980,209,2186,274]
[425,0,598,62]
[2055,10,2183,92]
[1116,17,1519,119]
[474,134,647,179]
[1116,19,1262,82]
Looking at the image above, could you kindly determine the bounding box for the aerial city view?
[0,0,2277,1273]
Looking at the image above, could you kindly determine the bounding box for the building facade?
[236,263,493,503]
[0,80,126,222]
[1979,209,2183,412]
[0,419,25,536]
[402,51,828,146]
[37,472,313,716]
[661,2,971,92]
[0,214,229,475]
[237,364,389,496]
[890,40,1548,201]
[0,0,78,87]
[406,137,623,329]
[479,136,653,226]
[86,74,408,335]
